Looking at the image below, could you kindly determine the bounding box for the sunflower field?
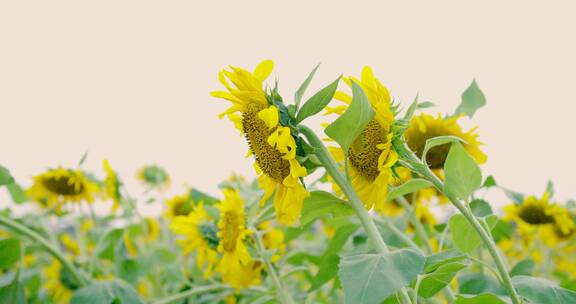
[1,61,575,304]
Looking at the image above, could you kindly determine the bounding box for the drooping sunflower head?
[211,60,309,225]
[326,66,399,211]
[170,202,218,277]
[504,192,556,226]
[103,160,122,213]
[164,194,194,219]
[27,167,99,210]
[136,165,170,190]
[405,113,487,170]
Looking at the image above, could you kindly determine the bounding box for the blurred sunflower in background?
[211,60,308,225]
[163,193,194,219]
[326,66,399,212]
[170,202,218,277]
[137,164,170,191]
[216,189,262,290]
[27,167,99,211]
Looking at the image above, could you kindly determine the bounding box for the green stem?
[395,196,455,303]
[254,232,295,304]
[0,214,89,287]
[300,126,413,304]
[393,140,522,304]
[151,284,230,304]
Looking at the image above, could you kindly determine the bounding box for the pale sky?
[1,1,575,213]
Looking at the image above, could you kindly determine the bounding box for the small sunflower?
[163,194,194,219]
[216,189,261,290]
[27,167,99,210]
[43,260,79,303]
[103,160,122,213]
[326,66,398,212]
[137,165,170,190]
[405,113,486,170]
[211,60,309,225]
[170,202,218,277]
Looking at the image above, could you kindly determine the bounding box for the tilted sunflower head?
[164,194,194,219]
[137,165,170,190]
[211,60,309,225]
[405,113,487,170]
[27,167,99,210]
[325,66,400,211]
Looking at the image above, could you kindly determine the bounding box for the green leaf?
[0,166,14,186]
[0,273,26,304]
[458,273,506,295]
[339,249,425,304]
[545,180,554,197]
[300,191,354,227]
[310,224,358,290]
[418,101,435,109]
[422,136,465,166]
[118,259,140,284]
[512,275,576,303]
[294,63,321,108]
[189,188,219,205]
[449,214,481,254]
[7,184,27,204]
[403,94,420,121]
[386,179,433,202]
[453,293,507,304]
[419,262,468,298]
[0,238,21,269]
[70,280,144,304]
[78,151,89,166]
[509,259,535,277]
[325,81,375,155]
[502,188,524,204]
[470,199,493,217]
[483,175,497,188]
[296,76,340,123]
[424,249,467,273]
[455,79,486,118]
[444,142,482,201]
[96,229,124,261]
[491,220,513,242]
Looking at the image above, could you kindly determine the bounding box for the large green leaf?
[0,238,21,269]
[296,76,341,123]
[386,179,433,202]
[300,191,354,226]
[0,165,14,186]
[95,229,124,261]
[339,249,425,304]
[0,273,25,304]
[455,79,486,118]
[310,224,358,290]
[6,183,27,204]
[325,81,375,155]
[458,273,506,295]
[70,280,144,304]
[444,142,482,201]
[424,249,467,273]
[418,262,468,298]
[512,275,576,303]
[449,214,480,254]
[294,63,321,108]
[509,259,534,277]
[453,293,507,304]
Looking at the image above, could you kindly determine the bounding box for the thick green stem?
[0,214,89,287]
[254,232,295,304]
[300,126,413,304]
[151,284,230,304]
[393,140,522,304]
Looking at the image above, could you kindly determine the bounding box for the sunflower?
[405,113,486,170]
[27,167,99,210]
[170,202,218,277]
[137,165,170,190]
[503,192,575,245]
[211,60,309,225]
[103,160,122,213]
[258,221,286,262]
[164,194,194,219]
[43,260,78,303]
[326,66,398,212]
[215,188,261,290]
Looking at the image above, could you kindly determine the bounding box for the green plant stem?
[254,232,295,304]
[395,196,455,303]
[393,140,522,304]
[300,126,413,304]
[151,284,230,304]
[0,214,89,287]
